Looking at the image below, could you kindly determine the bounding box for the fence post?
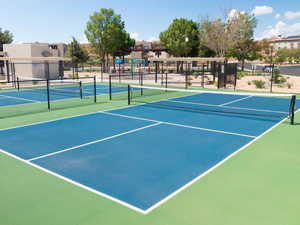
[94,76,97,103]
[109,75,112,100]
[128,85,131,105]
[46,79,50,110]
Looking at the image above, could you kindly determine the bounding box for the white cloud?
[252,6,274,16]
[130,32,140,40]
[275,13,281,19]
[147,36,158,42]
[228,9,245,20]
[284,11,300,20]
[259,21,300,39]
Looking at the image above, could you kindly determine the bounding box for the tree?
[66,37,89,76]
[85,8,133,72]
[258,39,275,64]
[198,45,216,57]
[104,25,135,70]
[0,28,13,51]
[226,11,257,70]
[227,39,260,70]
[0,28,13,74]
[199,18,232,57]
[293,49,300,63]
[275,48,289,64]
[159,18,199,57]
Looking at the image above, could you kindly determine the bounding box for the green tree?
[258,39,275,64]
[275,48,289,64]
[0,28,13,51]
[225,11,257,70]
[66,37,89,76]
[199,18,232,57]
[104,24,135,70]
[85,8,132,72]
[293,49,300,63]
[159,18,199,57]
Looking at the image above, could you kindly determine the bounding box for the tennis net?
[16,76,92,98]
[128,85,297,124]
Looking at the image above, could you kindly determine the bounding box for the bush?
[277,84,285,88]
[252,80,266,89]
[247,81,251,85]
[273,69,287,84]
[237,71,249,80]
[68,74,79,79]
[256,72,264,76]
[287,82,293,89]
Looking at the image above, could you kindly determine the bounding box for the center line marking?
[0,94,41,103]
[219,96,253,106]
[27,122,162,162]
[101,111,256,138]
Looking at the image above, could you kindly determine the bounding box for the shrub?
[273,69,287,84]
[256,72,264,76]
[247,81,251,85]
[287,82,293,89]
[277,84,285,88]
[237,71,248,80]
[252,80,266,89]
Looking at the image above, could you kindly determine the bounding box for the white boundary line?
[1,85,295,132]
[219,96,253,106]
[0,148,146,214]
[0,111,296,215]
[0,83,109,110]
[0,99,142,132]
[0,92,97,110]
[0,94,41,103]
[101,111,256,138]
[28,122,161,162]
[0,93,298,214]
[144,111,296,214]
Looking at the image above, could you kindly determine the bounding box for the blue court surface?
[0,84,127,107]
[0,91,297,213]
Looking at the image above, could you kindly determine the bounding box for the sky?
[1,0,300,44]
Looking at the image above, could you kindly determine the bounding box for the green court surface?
[0,89,300,225]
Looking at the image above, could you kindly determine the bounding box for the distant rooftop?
[269,35,300,43]
[286,35,300,39]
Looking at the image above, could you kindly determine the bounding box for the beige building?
[269,35,300,50]
[2,43,67,79]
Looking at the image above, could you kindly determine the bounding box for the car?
[263,65,279,73]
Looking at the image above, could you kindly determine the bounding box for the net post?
[290,95,296,125]
[93,76,97,103]
[109,75,112,100]
[202,64,205,88]
[185,73,188,89]
[155,62,158,83]
[128,85,131,105]
[17,77,20,91]
[270,64,274,93]
[79,81,83,99]
[165,72,168,91]
[140,72,144,96]
[101,63,103,82]
[46,79,51,111]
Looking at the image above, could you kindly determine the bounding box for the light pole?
[185,37,189,73]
